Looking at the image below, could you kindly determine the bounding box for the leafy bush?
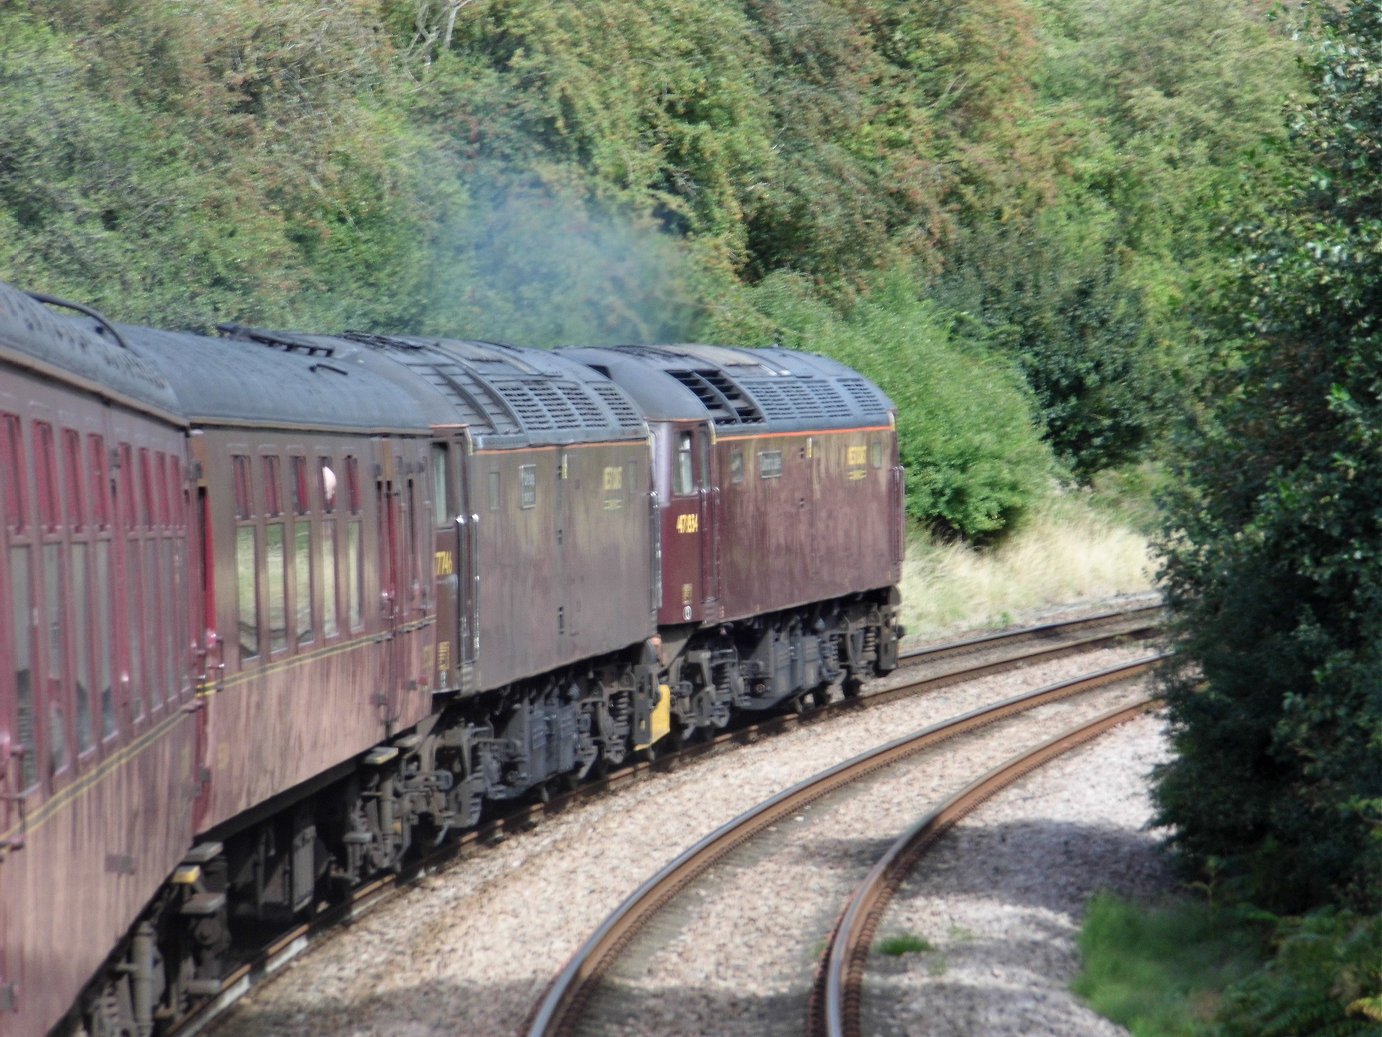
[1154,0,1382,911]
[1216,911,1382,1037]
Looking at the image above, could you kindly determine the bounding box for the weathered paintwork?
[560,344,903,629]
[0,295,198,1037]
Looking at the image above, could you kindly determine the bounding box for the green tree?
[1155,0,1382,912]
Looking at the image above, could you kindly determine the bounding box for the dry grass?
[900,497,1157,641]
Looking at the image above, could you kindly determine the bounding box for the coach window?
[166,455,188,702]
[264,456,288,654]
[345,455,363,631]
[64,430,93,755]
[120,445,145,721]
[291,457,313,646]
[35,422,69,776]
[319,458,339,639]
[89,436,115,740]
[233,455,259,660]
[3,414,38,789]
[139,449,166,708]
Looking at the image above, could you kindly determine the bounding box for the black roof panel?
[558,344,894,433]
[0,281,182,418]
[106,324,431,433]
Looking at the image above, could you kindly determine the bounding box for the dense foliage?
[0,0,1301,537]
[1155,0,1382,913]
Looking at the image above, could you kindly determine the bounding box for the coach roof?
[106,324,431,433]
[0,281,182,418]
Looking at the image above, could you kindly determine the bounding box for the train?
[0,279,904,1037]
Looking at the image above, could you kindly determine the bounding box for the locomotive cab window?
[432,444,450,528]
[674,432,695,496]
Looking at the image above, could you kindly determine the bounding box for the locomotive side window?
[758,449,783,479]
[432,444,450,528]
[730,449,744,484]
[233,455,259,660]
[674,432,694,496]
[871,437,883,468]
[488,471,501,512]
[519,465,537,510]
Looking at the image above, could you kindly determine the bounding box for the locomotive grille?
[557,383,606,425]
[669,369,764,425]
[590,383,644,432]
[496,381,585,430]
[836,377,891,417]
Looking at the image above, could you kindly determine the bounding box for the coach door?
[430,436,475,693]
[379,445,432,732]
[374,452,407,732]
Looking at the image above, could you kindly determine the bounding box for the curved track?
[809,698,1157,1037]
[524,655,1162,1037]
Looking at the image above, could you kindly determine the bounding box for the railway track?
[523,655,1162,1037]
[809,698,1157,1037]
[183,600,1161,1037]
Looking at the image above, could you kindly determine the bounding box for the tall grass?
[899,492,1155,639]
[1073,893,1267,1037]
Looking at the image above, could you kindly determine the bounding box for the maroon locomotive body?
[562,344,903,727]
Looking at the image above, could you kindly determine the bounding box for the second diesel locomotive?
[0,284,903,1037]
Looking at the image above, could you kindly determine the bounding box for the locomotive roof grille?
[591,383,644,431]
[496,381,586,431]
[837,377,891,417]
[668,368,765,426]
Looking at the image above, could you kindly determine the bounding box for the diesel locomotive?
[0,280,903,1037]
